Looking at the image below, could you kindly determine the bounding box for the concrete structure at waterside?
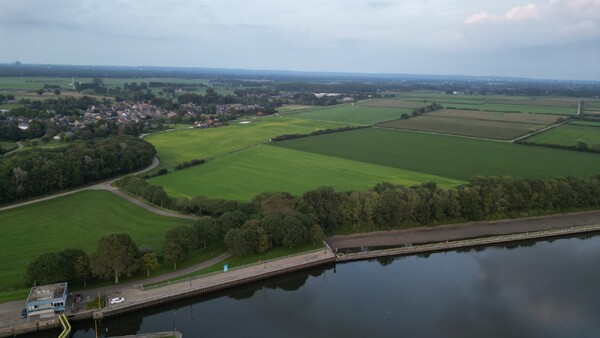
[25,282,68,317]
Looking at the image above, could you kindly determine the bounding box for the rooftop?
[26,282,68,303]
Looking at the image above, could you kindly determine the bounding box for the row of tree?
[270,125,369,142]
[25,233,151,286]
[0,136,156,205]
[118,175,600,235]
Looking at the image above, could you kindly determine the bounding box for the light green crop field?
[378,115,541,140]
[526,124,600,147]
[277,104,315,113]
[357,98,424,109]
[280,103,413,125]
[274,128,600,181]
[148,144,463,200]
[395,93,578,115]
[145,117,341,170]
[0,190,193,290]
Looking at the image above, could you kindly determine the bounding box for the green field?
[148,144,463,200]
[378,115,542,140]
[280,103,413,125]
[394,93,578,115]
[274,128,600,181]
[526,123,600,147]
[569,120,600,127]
[0,190,193,290]
[145,117,340,170]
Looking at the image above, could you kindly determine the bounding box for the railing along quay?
[335,223,600,262]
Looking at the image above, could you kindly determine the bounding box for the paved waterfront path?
[327,210,600,249]
[100,248,335,317]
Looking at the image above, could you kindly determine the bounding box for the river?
[23,233,600,338]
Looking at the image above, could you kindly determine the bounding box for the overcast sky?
[1,0,599,80]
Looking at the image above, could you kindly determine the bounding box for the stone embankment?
[335,223,600,262]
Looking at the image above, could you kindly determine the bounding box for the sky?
[0,0,599,81]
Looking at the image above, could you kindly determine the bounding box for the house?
[25,282,68,318]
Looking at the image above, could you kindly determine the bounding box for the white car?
[110,297,125,304]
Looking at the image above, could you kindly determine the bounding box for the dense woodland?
[0,136,155,205]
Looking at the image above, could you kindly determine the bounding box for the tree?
[164,224,198,253]
[91,233,140,284]
[308,224,325,245]
[164,242,185,269]
[140,253,159,277]
[281,216,308,248]
[73,255,91,287]
[36,89,44,96]
[194,216,220,249]
[53,89,61,95]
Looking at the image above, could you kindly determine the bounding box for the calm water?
[26,234,600,338]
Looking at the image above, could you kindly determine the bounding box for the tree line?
[0,136,156,205]
[117,175,600,235]
[270,125,370,142]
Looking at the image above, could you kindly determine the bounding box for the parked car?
[110,297,125,304]
[20,309,27,319]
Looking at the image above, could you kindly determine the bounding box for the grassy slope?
[527,124,600,146]
[149,144,463,200]
[0,190,193,290]
[274,128,600,181]
[145,117,341,170]
[281,103,413,125]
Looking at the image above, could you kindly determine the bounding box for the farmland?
[148,144,463,201]
[145,117,340,170]
[378,109,561,140]
[280,103,413,125]
[0,190,193,290]
[274,127,600,181]
[394,93,579,115]
[526,123,600,147]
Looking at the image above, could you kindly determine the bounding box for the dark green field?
[274,128,600,181]
[0,190,193,290]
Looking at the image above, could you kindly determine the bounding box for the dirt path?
[326,210,600,250]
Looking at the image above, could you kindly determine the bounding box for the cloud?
[505,4,538,21]
[464,3,539,25]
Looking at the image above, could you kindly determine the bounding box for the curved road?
[0,157,195,219]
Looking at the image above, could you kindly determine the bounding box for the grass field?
[280,103,413,125]
[0,190,193,290]
[148,144,463,200]
[357,98,424,109]
[429,109,560,124]
[526,123,600,147]
[0,141,17,152]
[394,93,578,115]
[378,115,542,140]
[145,117,340,170]
[274,127,600,181]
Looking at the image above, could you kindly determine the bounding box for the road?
[0,157,195,219]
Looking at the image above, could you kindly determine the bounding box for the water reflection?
[18,233,600,338]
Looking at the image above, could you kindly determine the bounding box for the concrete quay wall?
[335,224,600,262]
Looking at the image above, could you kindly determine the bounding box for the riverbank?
[3,211,600,337]
[326,209,600,250]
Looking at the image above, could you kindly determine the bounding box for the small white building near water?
[25,282,68,318]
